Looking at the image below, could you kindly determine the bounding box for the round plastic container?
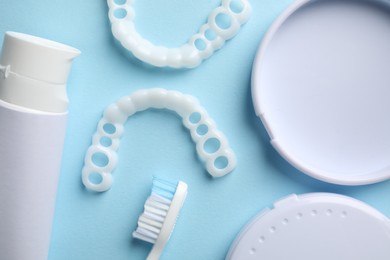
[252,0,390,185]
[226,193,390,259]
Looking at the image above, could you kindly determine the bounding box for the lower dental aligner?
[82,88,237,192]
[107,0,251,68]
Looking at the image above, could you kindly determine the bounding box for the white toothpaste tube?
[0,31,80,260]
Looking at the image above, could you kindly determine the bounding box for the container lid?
[252,0,390,185]
[226,193,390,260]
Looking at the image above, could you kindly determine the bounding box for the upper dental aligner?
[82,88,237,192]
[107,0,251,68]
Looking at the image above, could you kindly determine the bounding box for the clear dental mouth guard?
[82,88,236,192]
[107,0,251,68]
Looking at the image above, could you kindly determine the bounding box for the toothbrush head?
[133,177,187,260]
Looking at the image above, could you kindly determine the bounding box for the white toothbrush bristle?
[132,230,158,244]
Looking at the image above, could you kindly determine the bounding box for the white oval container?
[227,193,390,259]
[252,0,390,185]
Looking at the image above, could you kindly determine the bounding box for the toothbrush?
[133,177,188,260]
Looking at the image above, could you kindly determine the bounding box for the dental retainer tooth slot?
[82,88,237,192]
[107,0,251,69]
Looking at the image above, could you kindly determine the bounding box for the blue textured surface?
[1,0,390,259]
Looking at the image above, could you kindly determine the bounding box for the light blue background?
[1,0,390,259]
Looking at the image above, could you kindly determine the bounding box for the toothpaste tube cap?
[0,32,80,84]
[0,32,80,113]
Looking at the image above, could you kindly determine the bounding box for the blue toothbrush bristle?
[151,177,178,200]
